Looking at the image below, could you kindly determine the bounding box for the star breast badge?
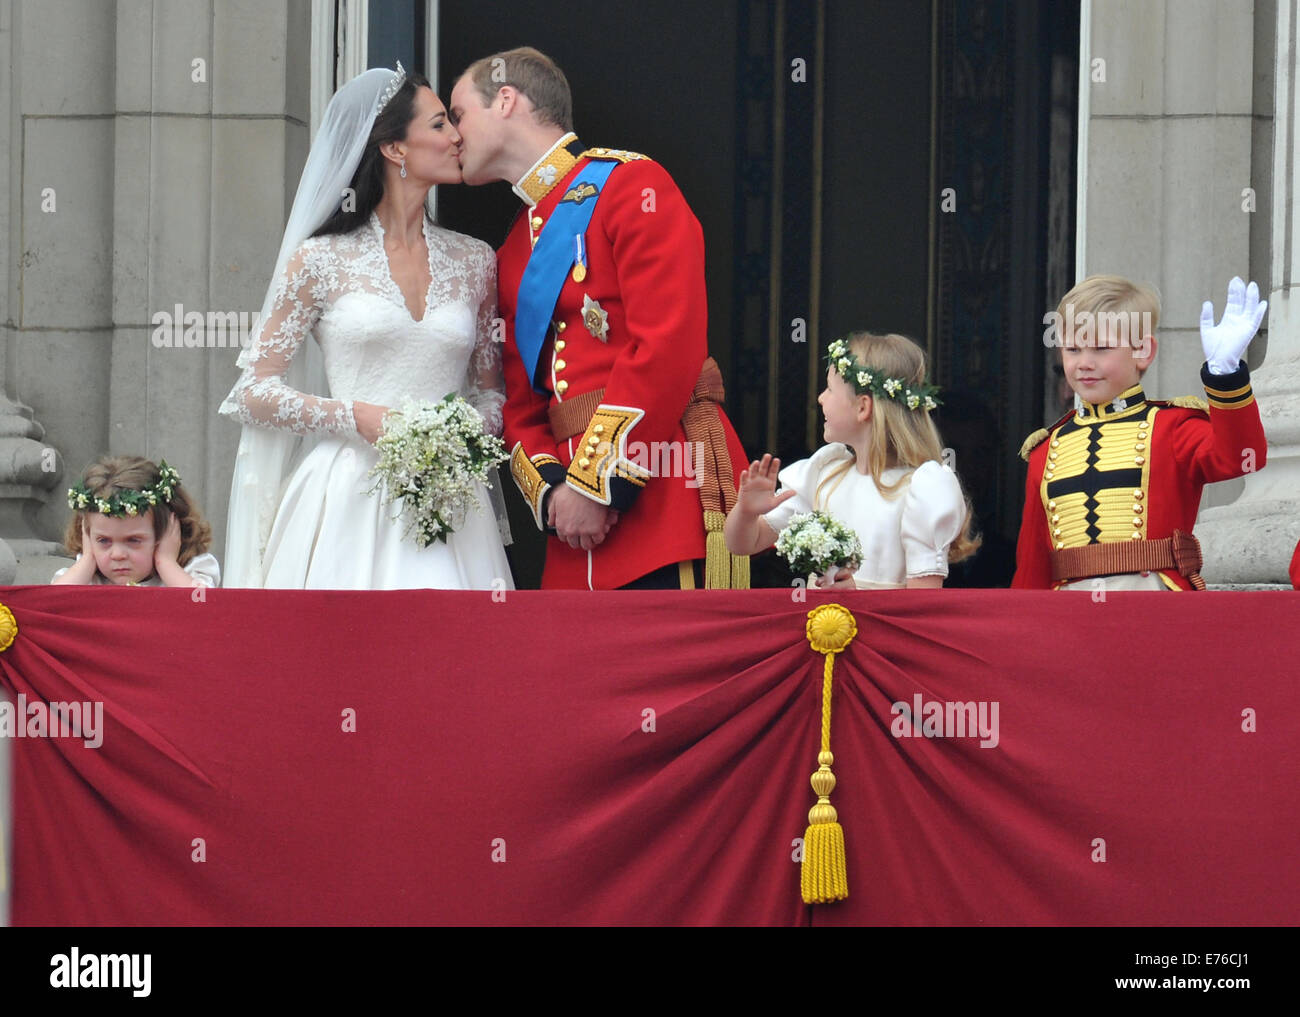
[582,294,610,342]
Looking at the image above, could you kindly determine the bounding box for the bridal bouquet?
[774,510,862,581]
[367,394,508,547]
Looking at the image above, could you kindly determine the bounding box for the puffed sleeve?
[762,444,852,535]
[900,461,965,579]
[183,552,221,588]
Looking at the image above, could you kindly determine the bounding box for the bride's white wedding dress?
[220,212,513,590]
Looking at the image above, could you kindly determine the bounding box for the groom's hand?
[549,485,616,550]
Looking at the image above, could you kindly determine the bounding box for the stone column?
[0,0,313,925]
[110,0,311,570]
[1083,0,1287,585]
[1199,0,1300,587]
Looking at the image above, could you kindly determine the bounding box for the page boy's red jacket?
[1012,365,1265,590]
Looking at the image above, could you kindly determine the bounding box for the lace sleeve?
[464,246,505,437]
[224,241,357,436]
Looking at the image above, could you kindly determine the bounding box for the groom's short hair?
[462,47,573,133]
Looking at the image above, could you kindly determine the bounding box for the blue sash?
[515,159,617,393]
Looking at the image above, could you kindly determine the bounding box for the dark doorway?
[434,0,1078,588]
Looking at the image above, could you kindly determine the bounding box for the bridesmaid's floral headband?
[68,461,181,517]
[826,338,941,412]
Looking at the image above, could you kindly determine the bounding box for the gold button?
[1138,420,1149,428]
[555,339,566,351]
[578,457,590,469]
[556,380,569,394]
[1048,452,1057,461]
[556,321,567,333]
[593,424,605,435]
[1051,514,1060,524]
[1134,456,1144,465]
[1051,439,1059,447]
[1053,528,1061,537]
[1132,504,1142,514]
[1131,533,1141,540]
[1055,542,1064,550]
[1133,490,1143,499]
[554,359,566,371]
[531,216,543,230]
[1047,500,1056,510]
[1045,471,1054,479]
[1132,517,1142,527]
[1135,443,1145,451]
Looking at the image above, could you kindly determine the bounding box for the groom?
[449,47,749,590]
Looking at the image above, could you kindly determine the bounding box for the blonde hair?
[815,332,981,563]
[1055,274,1160,356]
[64,455,212,568]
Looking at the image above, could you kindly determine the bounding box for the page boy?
[1013,275,1267,590]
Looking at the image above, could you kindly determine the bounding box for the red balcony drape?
[1,587,1295,925]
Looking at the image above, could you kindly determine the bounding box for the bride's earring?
[400,158,407,179]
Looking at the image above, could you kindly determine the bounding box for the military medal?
[571,234,587,283]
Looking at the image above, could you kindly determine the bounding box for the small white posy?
[774,510,862,579]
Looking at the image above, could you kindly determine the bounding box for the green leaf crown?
[826,338,941,411]
[67,461,181,518]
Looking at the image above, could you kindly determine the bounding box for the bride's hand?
[353,401,391,445]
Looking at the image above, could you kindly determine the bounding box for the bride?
[219,64,513,589]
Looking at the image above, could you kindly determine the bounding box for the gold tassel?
[702,510,752,589]
[730,551,750,589]
[703,509,729,589]
[801,604,857,904]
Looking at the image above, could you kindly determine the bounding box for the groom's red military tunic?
[498,134,748,589]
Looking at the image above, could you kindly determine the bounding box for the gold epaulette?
[1168,395,1209,411]
[1019,427,1050,462]
[581,146,649,163]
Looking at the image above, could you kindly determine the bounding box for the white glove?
[1200,276,1267,375]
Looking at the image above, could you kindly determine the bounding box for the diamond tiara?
[376,61,407,116]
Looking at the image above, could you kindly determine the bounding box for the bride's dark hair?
[312,71,433,238]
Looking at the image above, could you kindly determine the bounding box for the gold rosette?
[0,601,16,653]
